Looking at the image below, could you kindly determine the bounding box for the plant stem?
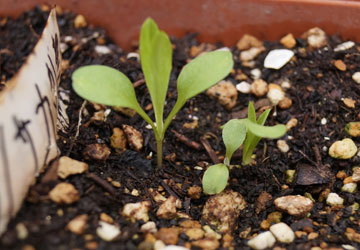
[156,137,163,168]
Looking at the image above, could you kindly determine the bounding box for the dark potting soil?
[0,7,50,90]
[1,5,360,250]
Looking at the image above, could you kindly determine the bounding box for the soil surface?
[1,6,360,250]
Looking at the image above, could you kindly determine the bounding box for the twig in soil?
[144,186,156,207]
[272,173,281,187]
[171,129,201,150]
[133,79,145,88]
[87,173,116,195]
[200,136,220,164]
[299,113,309,132]
[28,23,40,39]
[0,48,13,56]
[84,184,95,195]
[160,180,181,201]
[298,150,320,168]
[313,145,322,166]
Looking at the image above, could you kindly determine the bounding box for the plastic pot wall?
[2,0,360,50]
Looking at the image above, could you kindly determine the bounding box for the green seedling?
[71,18,233,167]
[202,102,286,194]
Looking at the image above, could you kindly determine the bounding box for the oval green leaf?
[177,50,233,103]
[72,65,141,110]
[244,119,286,139]
[222,119,246,164]
[164,50,234,130]
[202,164,229,195]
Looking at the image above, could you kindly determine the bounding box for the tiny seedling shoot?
[202,102,286,194]
[71,18,234,167]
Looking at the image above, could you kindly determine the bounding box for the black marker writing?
[52,34,60,69]
[46,60,55,90]
[35,84,56,168]
[13,117,38,172]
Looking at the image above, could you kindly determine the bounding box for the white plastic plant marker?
[264,49,294,70]
[0,9,63,235]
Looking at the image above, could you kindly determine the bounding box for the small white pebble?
[95,45,112,55]
[248,231,276,250]
[322,146,328,152]
[321,118,327,125]
[269,222,295,243]
[96,221,120,241]
[352,72,360,84]
[341,183,357,193]
[342,244,357,250]
[334,41,355,52]
[140,221,157,233]
[236,81,252,94]
[60,43,68,53]
[305,27,327,49]
[250,68,262,80]
[131,189,140,196]
[92,32,100,38]
[240,47,264,62]
[145,124,152,129]
[64,36,73,43]
[264,49,294,70]
[161,246,189,250]
[267,84,285,105]
[352,167,360,182]
[82,37,91,44]
[326,193,344,206]
[324,137,330,141]
[329,138,358,159]
[216,47,231,52]
[104,109,111,118]
[16,223,28,240]
[127,52,140,60]
[277,140,289,153]
[280,79,291,89]
[194,166,203,171]
[154,240,166,250]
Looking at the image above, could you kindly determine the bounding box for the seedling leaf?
[72,65,154,127]
[202,164,229,194]
[248,101,257,122]
[72,65,141,110]
[177,50,233,101]
[222,119,246,165]
[165,50,233,130]
[242,102,286,165]
[244,119,286,139]
[140,18,172,130]
[257,109,270,125]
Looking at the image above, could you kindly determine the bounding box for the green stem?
[156,135,163,168]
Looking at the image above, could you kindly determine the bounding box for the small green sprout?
[202,102,286,194]
[71,18,233,167]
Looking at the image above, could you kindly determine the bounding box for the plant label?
[0,9,64,234]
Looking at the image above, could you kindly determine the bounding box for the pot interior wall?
[2,0,360,50]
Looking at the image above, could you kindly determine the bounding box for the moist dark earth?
[1,6,360,250]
